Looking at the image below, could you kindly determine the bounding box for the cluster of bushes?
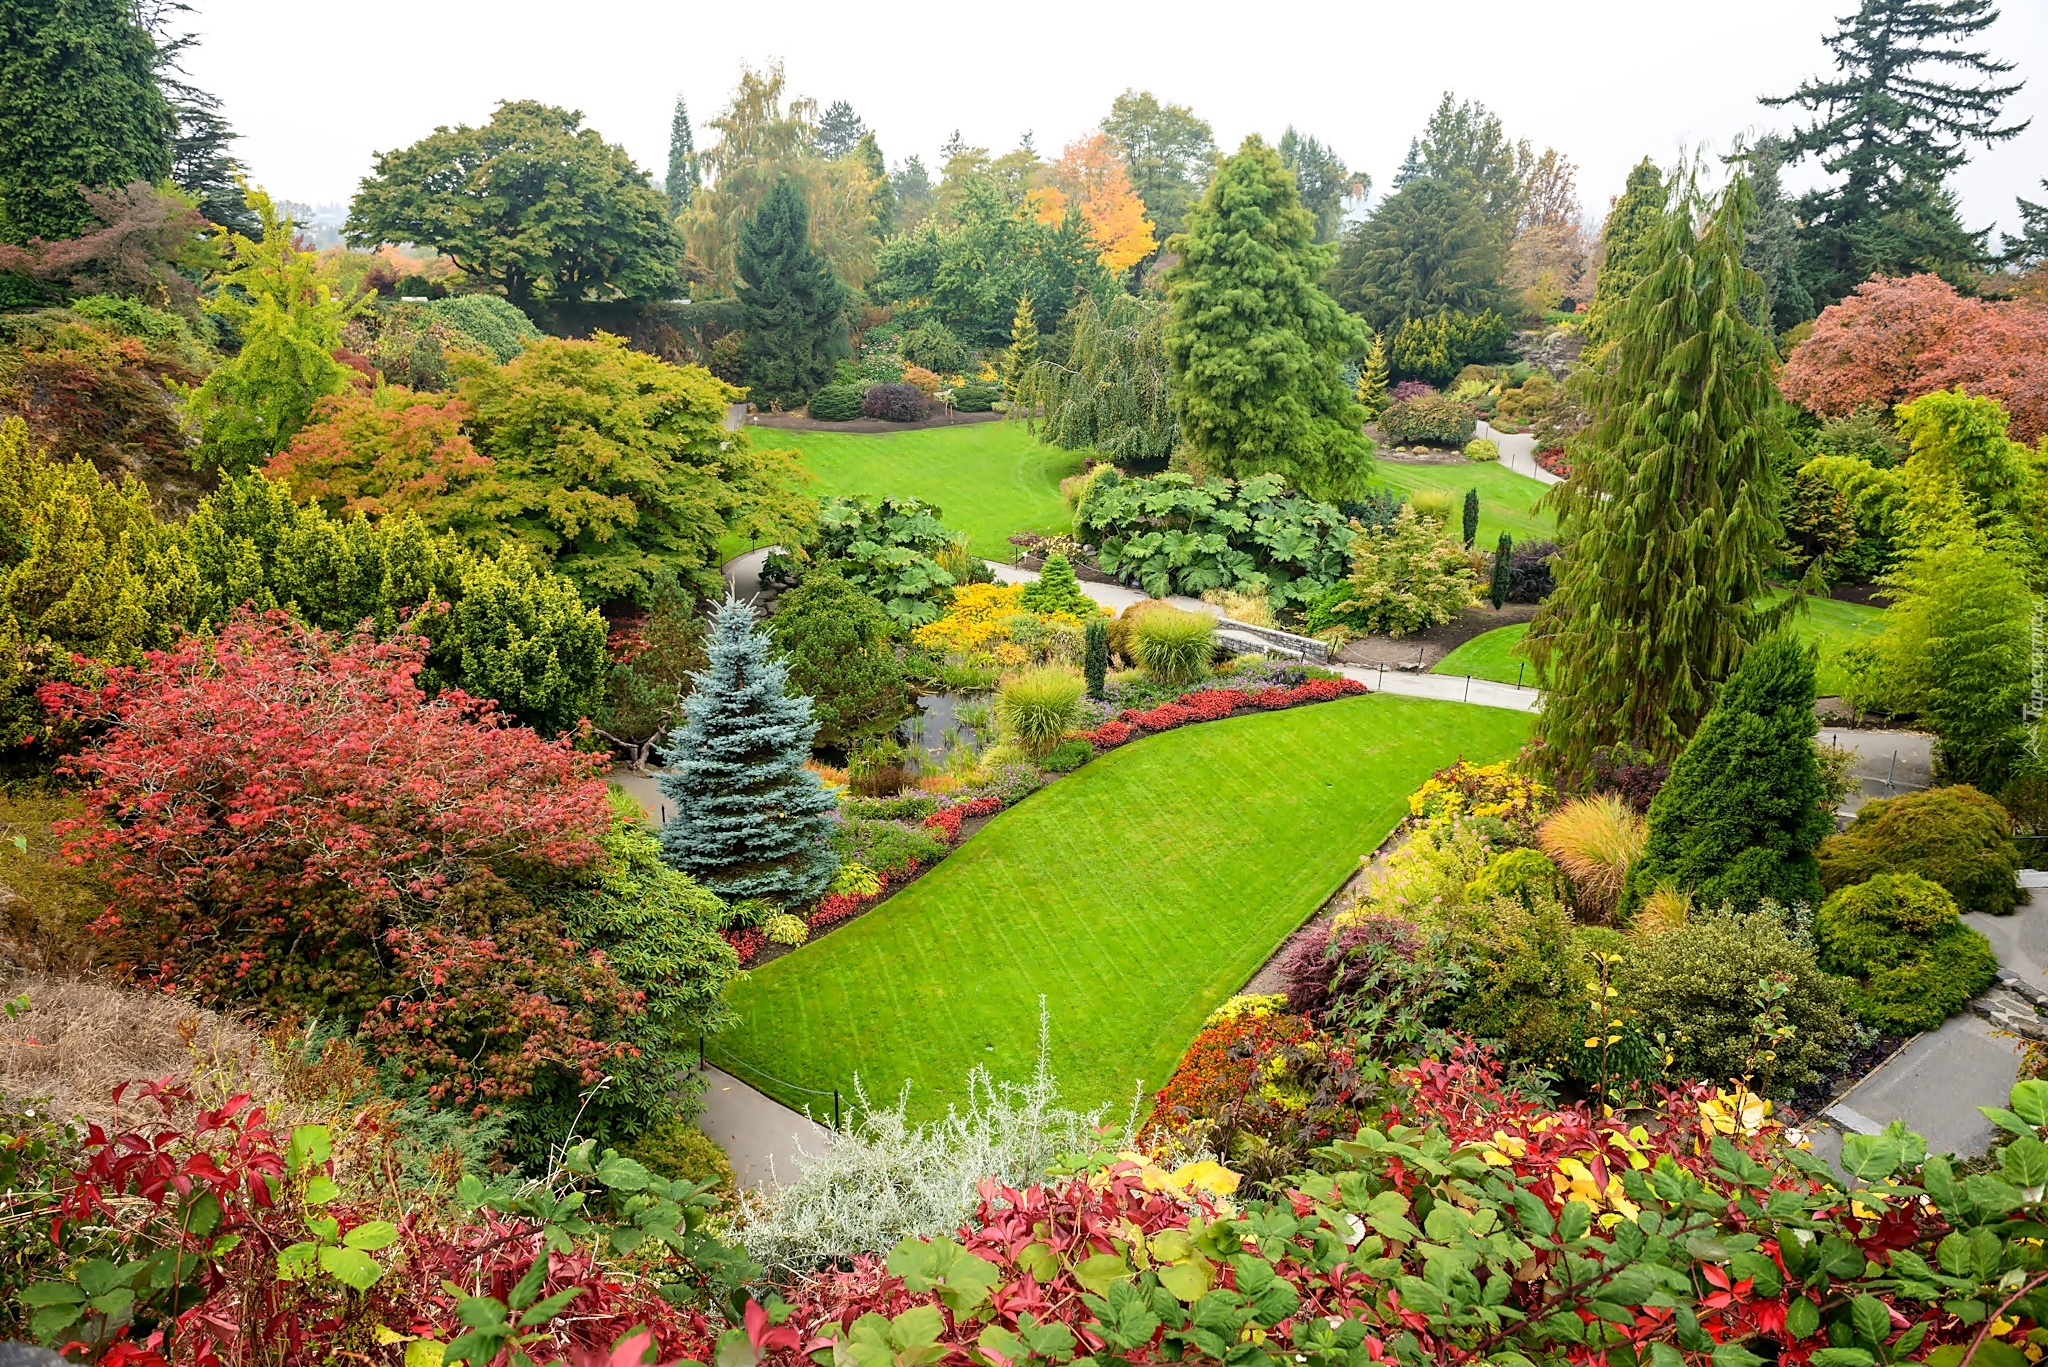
[1375,388,1478,447]
[764,495,981,628]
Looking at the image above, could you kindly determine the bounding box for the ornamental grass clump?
[1537,794,1649,923]
[995,667,1085,757]
[1131,608,1215,685]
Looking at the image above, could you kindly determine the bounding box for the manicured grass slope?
[770,423,1088,558]
[1431,597,1886,697]
[719,694,1531,1120]
[1366,461,1556,545]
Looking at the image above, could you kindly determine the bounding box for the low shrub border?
[724,674,1371,966]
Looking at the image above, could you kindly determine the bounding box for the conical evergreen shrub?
[658,595,839,903]
[1083,618,1109,700]
[1490,533,1512,609]
[1622,632,1830,917]
[1018,552,1094,617]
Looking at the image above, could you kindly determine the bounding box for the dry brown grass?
[0,974,279,1132]
[1536,794,1649,922]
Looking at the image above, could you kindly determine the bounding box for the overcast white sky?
[178,0,2047,241]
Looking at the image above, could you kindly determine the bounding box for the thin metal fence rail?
[700,1036,842,1129]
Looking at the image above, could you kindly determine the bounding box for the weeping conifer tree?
[1014,292,1178,463]
[658,595,839,903]
[1524,168,1786,778]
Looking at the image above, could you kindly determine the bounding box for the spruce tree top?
[1625,632,1830,916]
[1017,552,1094,617]
[658,595,839,903]
[737,177,851,409]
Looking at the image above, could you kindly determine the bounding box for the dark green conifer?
[737,177,851,409]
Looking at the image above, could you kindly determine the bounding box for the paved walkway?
[697,1064,834,1190]
[1807,886,2043,1169]
[1819,725,1934,815]
[1476,422,1560,486]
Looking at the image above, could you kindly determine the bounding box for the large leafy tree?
[0,0,172,244]
[1016,293,1177,463]
[1100,90,1217,242]
[1525,171,1787,774]
[1279,128,1361,245]
[1033,134,1159,276]
[1763,0,2025,305]
[187,190,360,475]
[1163,138,1368,500]
[1329,172,1510,330]
[737,177,850,409]
[1584,158,1668,344]
[346,100,680,309]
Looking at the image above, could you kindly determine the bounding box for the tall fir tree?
[1163,136,1370,500]
[658,596,839,903]
[737,176,851,409]
[144,4,256,235]
[0,0,173,243]
[2004,180,2048,269]
[1525,169,1786,775]
[1763,0,2024,304]
[815,100,866,160]
[1584,158,1667,344]
[666,95,697,219]
[1623,633,1830,916]
[1736,136,1815,334]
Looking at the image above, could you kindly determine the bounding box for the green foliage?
[899,320,966,375]
[446,548,609,735]
[658,597,839,903]
[738,177,852,410]
[1083,618,1109,700]
[1527,173,1784,773]
[1334,505,1475,637]
[830,814,946,876]
[1798,454,1907,582]
[1583,158,1666,344]
[1075,471,1354,614]
[807,384,865,422]
[1329,175,1511,332]
[1489,532,1511,609]
[1869,529,2031,791]
[1131,609,1215,686]
[1016,554,1093,618]
[1816,405,1907,466]
[422,295,540,363]
[346,100,680,307]
[1461,487,1479,548]
[1002,291,1038,393]
[665,95,698,218]
[1464,439,1499,462]
[1625,634,1831,915]
[1101,90,1217,242]
[1616,905,1853,1094]
[1377,392,1477,447]
[872,177,1108,347]
[188,190,360,475]
[0,0,171,243]
[1015,293,1177,464]
[1462,847,1559,906]
[950,382,999,412]
[1382,309,1512,388]
[1355,332,1389,418]
[1433,894,1583,1062]
[1040,737,1094,773]
[770,495,960,629]
[623,1117,734,1202]
[1818,785,2022,916]
[592,585,704,769]
[1162,137,1370,500]
[767,569,909,747]
[457,333,814,605]
[995,667,1085,756]
[1816,871,1995,1034]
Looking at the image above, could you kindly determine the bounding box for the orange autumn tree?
[1031,133,1158,274]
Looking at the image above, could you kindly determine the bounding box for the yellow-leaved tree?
[1032,134,1158,275]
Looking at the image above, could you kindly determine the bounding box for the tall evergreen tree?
[1391,139,1426,190]
[1763,0,2025,304]
[1329,171,1510,330]
[1525,170,1786,775]
[0,0,173,243]
[1735,136,1814,334]
[1412,93,1529,240]
[1279,127,1360,244]
[1003,290,1038,392]
[815,100,866,160]
[1583,158,1667,344]
[1623,633,1830,916]
[1356,331,1389,417]
[666,95,697,218]
[144,2,255,235]
[2004,180,2048,269]
[1162,137,1370,500]
[1489,533,1512,609]
[737,176,851,409]
[658,596,838,903]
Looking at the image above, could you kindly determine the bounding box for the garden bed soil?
[1334,603,1540,670]
[747,409,1007,435]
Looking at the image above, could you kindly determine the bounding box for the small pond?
[895,690,989,768]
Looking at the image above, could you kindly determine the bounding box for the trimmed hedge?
[1817,872,1997,1034]
[1817,785,2023,916]
[807,384,865,422]
[952,382,1000,412]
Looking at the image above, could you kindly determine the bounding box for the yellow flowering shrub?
[1204,993,1288,1026]
[914,583,1086,658]
[1407,760,1553,824]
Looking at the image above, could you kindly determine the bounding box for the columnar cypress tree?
[1163,137,1370,501]
[1356,332,1389,419]
[1524,170,1785,776]
[737,177,851,410]
[1583,159,1666,345]
[658,596,839,904]
[665,96,697,219]
[1083,618,1109,700]
[1461,488,1480,548]
[1004,291,1038,393]
[1623,633,1830,916]
[1490,532,1512,609]
[0,0,173,243]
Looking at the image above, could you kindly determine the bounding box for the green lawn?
[1431,596,1887,697]
[717,694,1531,1120]
[1366,461,1556,546]
[765,422,1088,558]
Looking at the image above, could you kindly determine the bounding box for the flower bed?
[1084,676,1367,746]
[1535,445,1571,477]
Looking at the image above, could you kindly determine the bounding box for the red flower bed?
[1180,687,1250,720]
[1535,446,1571,477]
[923,805,965,844]
[723,927,765,965]
[1120,700,1201,731]
[959,795,1001,817]
[1080,719,1136,748]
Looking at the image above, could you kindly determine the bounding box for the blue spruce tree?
[658,595,839,903]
